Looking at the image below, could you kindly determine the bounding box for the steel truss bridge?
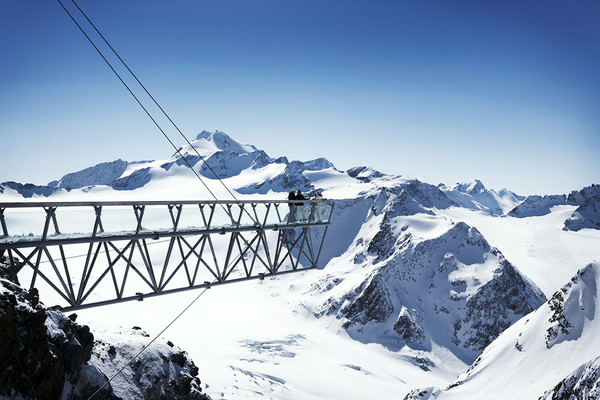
[0,199,332,311]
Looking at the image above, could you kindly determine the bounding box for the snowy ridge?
[508,184,600,231]
[406,263,600,400]
[540,356,600,400]
[48,159,129,189]
[439,179,524,215]
[508,194,568,217]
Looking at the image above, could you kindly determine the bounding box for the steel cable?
[56,0,221,202]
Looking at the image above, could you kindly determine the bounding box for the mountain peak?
[192,130,258,155]
[453,179,486,195]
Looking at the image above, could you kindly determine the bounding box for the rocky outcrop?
[0,275,113,400]
[563,196,600,231]
[340,273,394,328]
[110,167,152,191]
[0,181,59,198]
[508,194,567,217]
[544,265,596,348]
[461,250,546,353]
[540,356,600,400]
[0,257,211,400]
[346,166,385,183]
[49,159,129,189]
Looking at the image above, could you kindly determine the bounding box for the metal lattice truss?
[0,200,332,310]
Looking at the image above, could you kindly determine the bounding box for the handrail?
[0,199,326,207]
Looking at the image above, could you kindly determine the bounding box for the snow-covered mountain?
[405,262,600,400]
[306,190,545,365]
[508,184,600,231]
[1,130,599,399]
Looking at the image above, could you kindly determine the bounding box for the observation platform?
[0,199,333,310]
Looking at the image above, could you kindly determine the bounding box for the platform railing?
[0,200,332,310]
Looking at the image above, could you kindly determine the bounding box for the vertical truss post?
[58,244,76,303]
[273,229,284,269]
[235,204,245,227]
[168,204,183,231]
[262,203,271,226]
[42,207,57,240]
[0,207,8,238]
[225,204,234,226]
[251,203,260,226]
[103,242,119,297]
[30,247,43,290]
[159,237,177,289]
[294,228,309,270]
[176,236,192,285]
[259,229,274,273]
[133,205,145,235]
[274,204,283,224]
[92,206,104,236]
[77,206,103,304]
[42,247,76,305]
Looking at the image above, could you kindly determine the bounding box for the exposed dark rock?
[393,308,426,346]
[50,159,129,189]
[340,273,394,328]
[0,181,59,198]
[346,166,384,182]
[0,259,211,400]
[110,167,152,191]
[461,254,546,352]
[540,356,600,400]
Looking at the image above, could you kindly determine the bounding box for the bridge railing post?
[0,207,8,238]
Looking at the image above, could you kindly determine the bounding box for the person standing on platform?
[288,189,297,223]
[296,190,306,221]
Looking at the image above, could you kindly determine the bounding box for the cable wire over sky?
[1,0,599,194]
[57,0,243,205]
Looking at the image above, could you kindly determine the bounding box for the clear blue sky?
[1,0,598,195]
